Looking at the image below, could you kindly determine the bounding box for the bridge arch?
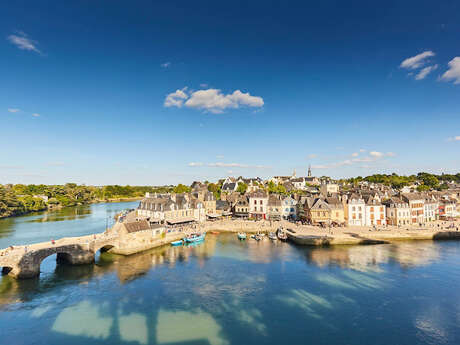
[97,244,115,252]
[14,245,95,279]
[1,266,13,275]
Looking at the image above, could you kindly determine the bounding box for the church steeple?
[308,165,312,177]
[292,168,296,177]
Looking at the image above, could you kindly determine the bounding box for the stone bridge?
[0,233,118,279]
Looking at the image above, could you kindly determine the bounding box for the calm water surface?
[1,202,460,345]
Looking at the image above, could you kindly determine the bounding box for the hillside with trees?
[0,184,172,219]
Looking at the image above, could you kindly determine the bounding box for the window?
[370,207,374,212]
[254,200,257,205]
[260,200,263,205]
[352,206,356,211]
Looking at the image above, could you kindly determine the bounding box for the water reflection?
[26,207,92,223]
[1,234,460,345]
[307,241,443,272]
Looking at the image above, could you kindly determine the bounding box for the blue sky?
[1,0,460,185]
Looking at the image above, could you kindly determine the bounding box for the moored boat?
[268,232,277,241]
[237,232,247,240]
[277,228,288,241]
[171,240,183,246]
[185,232,206,243]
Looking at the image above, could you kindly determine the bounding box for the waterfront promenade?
[203,219,460,245]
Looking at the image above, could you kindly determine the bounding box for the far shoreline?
[0,198,141,221]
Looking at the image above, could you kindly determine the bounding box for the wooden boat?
[277,228,288,241]
[210,231,220,235]
[268,232,277,241]
[185,232,206,243]
[171,240,183,246]
[237,232,247,240]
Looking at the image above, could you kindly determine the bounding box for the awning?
[166,217,195,224]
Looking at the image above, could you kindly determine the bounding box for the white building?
[364,196,386,226]
[347,195,366,226]
[424,196,438,222]
[320,183,339,196]
[248,190,268,220]
[281,196,297,219]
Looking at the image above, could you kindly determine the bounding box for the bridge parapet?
[0,232,119,279]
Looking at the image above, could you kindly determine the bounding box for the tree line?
[0,184,172,219]
[343,172,460,191]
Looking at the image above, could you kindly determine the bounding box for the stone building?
[268,194,282,220]
[233,195,249,218]
[383,197,410,226]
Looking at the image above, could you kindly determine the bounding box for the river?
[1,202,460,344]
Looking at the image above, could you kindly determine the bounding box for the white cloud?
[440,57,460,84]
[415,64,438,80]
[351,152,359,157]
[313,151,396,169]
[359,149,366,152]
[8,108,20,113]
[400,51,435,70]
[189,161,269,169]
[7,32,41,54]
[447,136,460,142]
[161,62,171,68]
[207,162,268,169]
[165,87,264,114]
[307,154,317,159]
[32,113,40,117]
[216,155,225,159]
[369,151,383,158]
[164,88,188,108]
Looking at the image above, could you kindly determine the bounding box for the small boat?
[171,240,183,246]
[185,232,206,243]
[210,231,220,235]
[254,235,261,241]
[277,228,288,241]
[237,232,247,240]
[268,232,277,241]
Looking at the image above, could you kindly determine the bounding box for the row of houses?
[137,191,217,225]
[213,187,459,227]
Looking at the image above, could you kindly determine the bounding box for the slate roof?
[123,220,151,233]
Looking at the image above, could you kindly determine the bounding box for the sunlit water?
[1,203,460,345]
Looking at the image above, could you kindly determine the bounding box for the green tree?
[173,184,191,194]
[236,182,248,194]
[416,185,430,192]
